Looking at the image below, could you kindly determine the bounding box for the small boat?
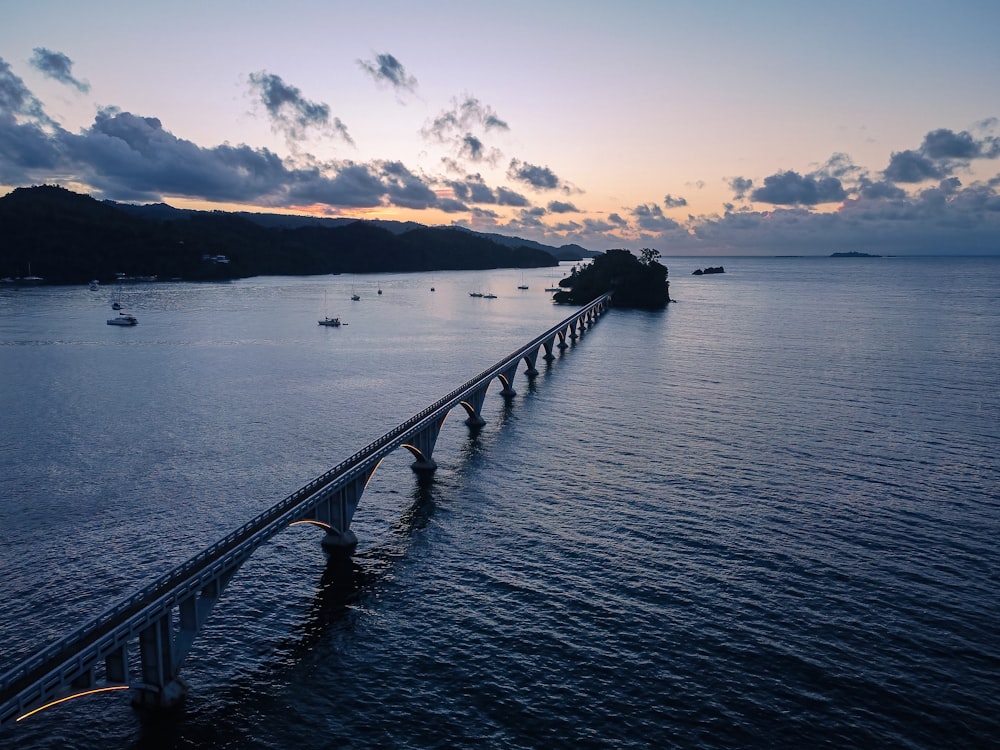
[107,313,138,326]
[469,291,483,298]
[545,287,560,292]
[517,273,528,290]
[89,279,100,291]
[318,316,342,327]
[351,293,360,301]
[483,291,497,299]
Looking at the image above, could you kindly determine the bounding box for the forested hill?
[0,185,568,284]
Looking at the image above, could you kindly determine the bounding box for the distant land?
[0,185,600,285]
[830,251,882,258]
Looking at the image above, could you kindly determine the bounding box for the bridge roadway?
[0,293,610,728]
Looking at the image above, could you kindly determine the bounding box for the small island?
[830,251,881,258]
[692,266,724,275]
[553,248,671,310]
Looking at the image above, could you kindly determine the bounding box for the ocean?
[1,256,998,748]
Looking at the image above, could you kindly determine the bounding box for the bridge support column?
[105,645,129,684]
[568,321,579,341]
[523,350,539,378]
[542,335,556,361]
[460,386,488,427]
[133,613,188,710]
[557,330,568,350]
[314,473,368,555]
[403,414,446,473]
[497,362,520,398]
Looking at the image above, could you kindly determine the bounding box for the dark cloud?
[422,95,508,163]
[582,217,621,233]
[632,203,681,232]
[729,176,753,200]
[248,71,352,147]
[0,58,48,120]
[818,152,863,180]
[495,186,530,207]
[459,134,485,162]
[445,173,529,207]
[30,48,89,93]
[883,150,943,183]
[507,159,562,190]
[663,193,687,208]
[882,127,1000,184]
[750,170,847,205]
[856,176,907,200]
[357,53,417,94]
[921,129,979,160]
[547,200,578,213]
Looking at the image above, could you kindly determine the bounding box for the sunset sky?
[2,0,999,255]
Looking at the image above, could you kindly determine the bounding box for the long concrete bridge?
[0,293,611,728]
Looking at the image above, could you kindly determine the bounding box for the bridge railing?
[0,293,610,702]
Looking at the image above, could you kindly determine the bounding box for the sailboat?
[517,272,528,290]
[319,291,343,326]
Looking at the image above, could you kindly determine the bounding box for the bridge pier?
[542,335,556,361]
[132,614,188,710]
[403,414,446,473]
[498,362,520,397]
[314,473,368,555]
[460,386,488,427]
[522,350,539,378]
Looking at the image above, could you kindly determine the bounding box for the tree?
[640,247,661,265]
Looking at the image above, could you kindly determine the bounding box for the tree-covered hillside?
[0,185,561,284]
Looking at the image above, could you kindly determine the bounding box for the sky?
[2,0,999,255]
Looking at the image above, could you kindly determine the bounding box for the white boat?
[545,286,560,292]
[318,316,342,327]
[107,313,138,326]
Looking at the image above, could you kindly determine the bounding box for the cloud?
[750,170,847,205]
[632,203,681,232]
[547,200,578,213]
[357,53,417,94]
[883,149,945,183]
[883,127,1000,184]
[507,159,563,190]
[0,58,49,120]
[729,176,753,200]
[663,193,687,208]
[248,71,352,148]
[446,173,530,207]
[422,94,508,163]
[30,48,90,93]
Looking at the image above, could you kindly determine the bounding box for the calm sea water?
[1,257,998,749]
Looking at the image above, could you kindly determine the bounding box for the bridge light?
[17,685,130,722]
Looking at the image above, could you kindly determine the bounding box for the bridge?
[0,293,611,728]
